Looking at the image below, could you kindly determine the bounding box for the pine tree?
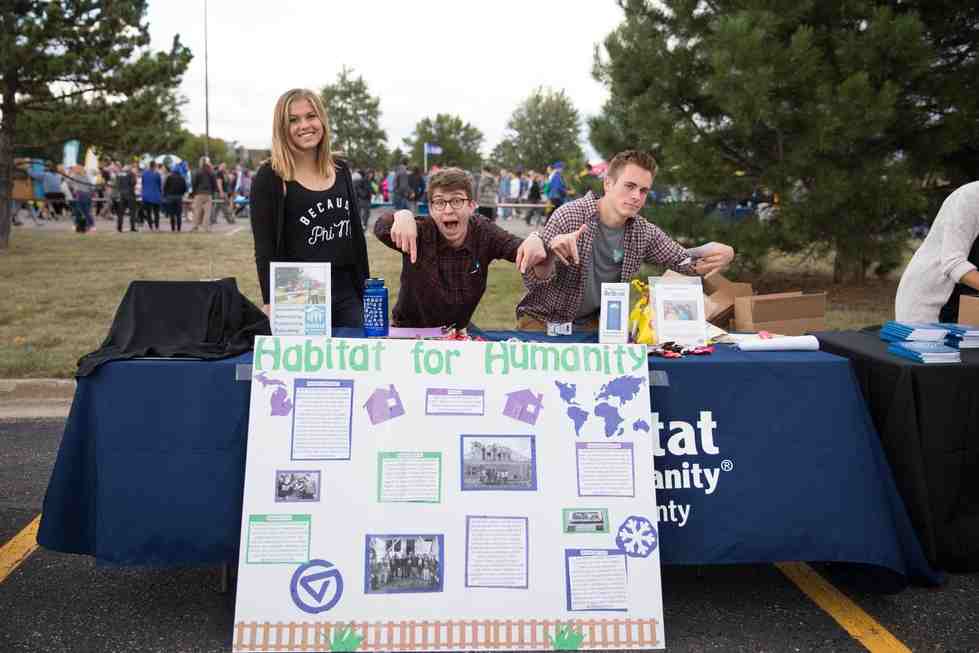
[492,87,583,173]
[320,67,389,170]
[403,115,483,171]
[592,0,954,282]
[0,1,191,248]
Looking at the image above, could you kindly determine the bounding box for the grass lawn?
[0,224,899,378]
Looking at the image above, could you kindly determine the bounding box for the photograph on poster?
[365,534,444,594]
[274,265,328,305]
[563,508,610,533]
[460,435,538,491]
[662,299,697,321]
[274,470,320,502]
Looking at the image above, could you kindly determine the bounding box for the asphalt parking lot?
[1,417,977,653]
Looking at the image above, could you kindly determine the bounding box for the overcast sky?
[146,0,626,160]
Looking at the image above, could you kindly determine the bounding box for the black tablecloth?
[816,331,979,572]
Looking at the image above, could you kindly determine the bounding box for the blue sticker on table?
[615,515,658,558]
[290,559,344,613]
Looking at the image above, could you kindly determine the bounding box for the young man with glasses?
[516,150,735,331]
[373,167,547,328]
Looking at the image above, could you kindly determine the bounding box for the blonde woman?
[250,88,370,325]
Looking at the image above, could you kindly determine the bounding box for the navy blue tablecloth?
[38,332,940,585]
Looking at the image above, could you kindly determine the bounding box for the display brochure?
[943,322,979,349]
[649,275,707,347]
[233,336,665,651]
[270,262,331,337]
[600,282,630,344]
[887,340,961,364]
[879,320,948,342]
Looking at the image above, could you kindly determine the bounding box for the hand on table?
[391,210,417,263]
[550,224,587,266]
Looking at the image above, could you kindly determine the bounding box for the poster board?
[271,262,331,336]
[234,336,665,651]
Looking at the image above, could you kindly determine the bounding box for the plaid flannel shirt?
[375,212,521,328]
[516,192,696,324]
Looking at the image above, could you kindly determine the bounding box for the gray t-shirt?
[577,220,625,320]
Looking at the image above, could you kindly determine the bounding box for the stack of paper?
[887,341,961,364]
[943,323,979,349]
[879,321,949,342]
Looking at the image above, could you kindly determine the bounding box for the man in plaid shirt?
[514,150,735,330]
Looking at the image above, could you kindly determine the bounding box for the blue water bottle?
[363,278,389,337]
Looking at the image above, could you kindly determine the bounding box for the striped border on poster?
[233,617,660,651]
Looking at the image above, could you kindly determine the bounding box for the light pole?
[203,0,210,160]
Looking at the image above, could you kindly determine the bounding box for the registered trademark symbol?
[721,459,734,472]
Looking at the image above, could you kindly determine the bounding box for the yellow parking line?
[776,562,911,653]
[0,514,40,584]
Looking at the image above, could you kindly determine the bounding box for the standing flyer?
[599,282,630,344]
[233,337,665,651]
[270,262,331,336]
[649,275,707,347]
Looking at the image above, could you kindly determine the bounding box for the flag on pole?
[424,143,443,155]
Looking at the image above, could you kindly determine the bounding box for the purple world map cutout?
[255,372,293,417]
[555,376,645,437]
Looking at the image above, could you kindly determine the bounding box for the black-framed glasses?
[430,197,469,211]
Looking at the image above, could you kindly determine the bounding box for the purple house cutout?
[364,384,405,425]
[502,389,543,425]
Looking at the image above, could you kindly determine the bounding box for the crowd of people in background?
[345,158,575,229]
[14,157,255,233]
[15,150,598,236]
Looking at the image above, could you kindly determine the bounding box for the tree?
[0,1,192,249]
[16,78,188,163]
[403,114,483,171]
[489,139,521,171]
[176,131,237,169]
[320,67,389,170]
[591,0,952,282]
[387,147,406,170]
[880,1,979,189]
[492,87,584,173]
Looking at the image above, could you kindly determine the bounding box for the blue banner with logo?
[647,347,939,583]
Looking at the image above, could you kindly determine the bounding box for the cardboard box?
[959,295,979,326]
[702,271,753,327]
[734,291,827,335]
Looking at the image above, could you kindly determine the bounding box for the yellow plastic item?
[628,279,657,344]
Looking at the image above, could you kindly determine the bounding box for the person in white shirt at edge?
[896,181,979,323]
[509,168,523,220]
